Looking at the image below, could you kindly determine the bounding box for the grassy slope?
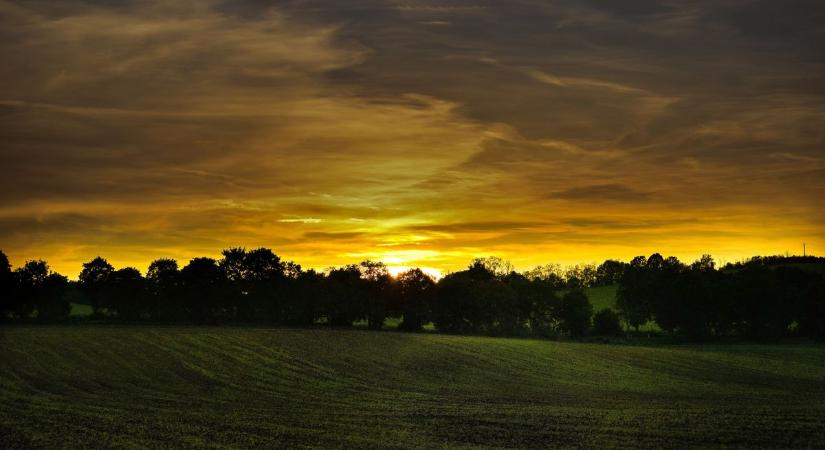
[69,303,93,317]
[584,285,618,312]
[2,327,824,449]
[584,285,659,332]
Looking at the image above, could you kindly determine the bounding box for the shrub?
[592,309,623,336]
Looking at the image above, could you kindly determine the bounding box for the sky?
[1,0,824,278]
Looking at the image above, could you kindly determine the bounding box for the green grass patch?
[584,284,618,311]
[583,284,659,332]
[69,303,94,317]
[1,326,824,448]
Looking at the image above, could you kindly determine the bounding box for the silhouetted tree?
[6,259,71,322]
[12,260,50,319]
[595,260,628,286]
[359,260,393,330]
[692,254,715,271]
[564,264,597,288]
[2,247,821,343]
[504,272,551,336]
[245,248,287,322]
[524,264,566,289]
[395,268,435,331]
[37,273,71,322]
[108,267,147,321]
[432,262,519,335]
[482,278,520,336]
[647,255,687,333]
[147,258,182,321]
[220,247,249,320]
[220,247,286,322]
[616,255,652,331]
[0,250,13,320]
[729,267,793,340]
[283,269,323,325]
[722,255,825,271]
[181,257,227,324]
[524,279,562,338]
[559,289,592,337]
[652,258,726,339]
[325,265,364,326]
[471,257,514,277]
[797,272,825,341]
[433,270,482,334]
[79,257,114,316]
[592,309,623,336]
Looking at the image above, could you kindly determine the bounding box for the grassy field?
[2,327,824,448]
[583,285,618,312]
[69,303,93,317]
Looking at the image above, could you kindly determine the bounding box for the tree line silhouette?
[617,254,825,340]
[1,248,823,341]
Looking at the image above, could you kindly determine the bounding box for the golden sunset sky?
[1,0,823,277]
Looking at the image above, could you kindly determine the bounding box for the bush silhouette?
[592,309,623,336]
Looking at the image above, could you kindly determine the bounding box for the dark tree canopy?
[108,268,147,321]
[147,258,182,322]
[79,257,115,315]
[593,309,623,337]
[0,250,10,274]
[1,248,822,342]
[1,259,70,322]
[359,260,393,330]
[36,273,70,322]
[0,250,12,319]
[181,257,227,324]
[559,290,593,337]
[14,260,50,319]
[595,260,628,286]
[395,268,435,332]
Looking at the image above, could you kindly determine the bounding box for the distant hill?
[722,255,825,275]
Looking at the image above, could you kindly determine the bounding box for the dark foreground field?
[1,327,824,449]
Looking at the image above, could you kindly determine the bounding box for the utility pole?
[803,242,806,257]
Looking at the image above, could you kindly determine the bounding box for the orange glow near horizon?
[1,1,823,278]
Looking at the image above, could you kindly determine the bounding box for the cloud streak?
[1,0,823,275]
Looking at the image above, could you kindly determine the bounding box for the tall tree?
[147,258,182,321]
[282,269,323,326]
[592,309,623,336]
[325,265,364,327]
[181,257,227,324]
[244,248,286,323]
[395,268,435,331]
[0,250,13,320]
[595,260,628,286]
[37,273,71,322]
[13,260,49,319]
[360,260,392,330]
[79,257,115,315]
[108,268,147,321]
[219,247,286,322]
[559,290,593,337]
[616,255,652,331]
